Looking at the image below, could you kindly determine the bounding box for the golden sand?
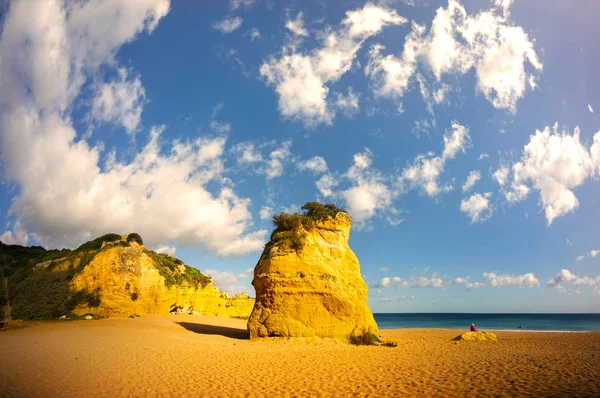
[1,315,599,397]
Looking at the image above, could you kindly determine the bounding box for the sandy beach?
[1,315,599,397]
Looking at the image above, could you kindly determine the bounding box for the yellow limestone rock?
[453,331,498,341]
[248,212,378,339]
[62,240,254,318]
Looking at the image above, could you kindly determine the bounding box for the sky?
[0,0,599,313]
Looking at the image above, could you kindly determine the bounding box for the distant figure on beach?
[470,323,476,332]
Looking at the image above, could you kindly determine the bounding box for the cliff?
[0,234,254,320]
[248,204,378,339]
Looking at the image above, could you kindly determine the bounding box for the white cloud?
[506,124,600,224]
[411,276,444,288]
[379,266,390,272]
[399,122,471,196]
[453,276,484,290]
[230,0,256,10]
[316,174,339,197]
[375,275,444,289]
[0,0,268,257]
[265,141,292,179]
[365,0,541,112]
[232,142,263,164]
[477,153,489,160]
[91,68,145,135]
[588,104,594,114]
[365,22,423,99]
[297,156,328,174]
[460,192,492,223]
[333,87,360,117]
[341,149,396,228]
[576,249,600,262]
[377,296,414,302]
[286,12,309,37]
[246,27,261,41]
[492,165,510,186]
[462,170,481,192]
[204,268,253,295]
[155,245,177,257]
[259,206,273,220]
[547,269,600,291]
[213,17,243,34]
[0,221,29,246]
[261,3,405,127]
[210,120,232,134]
[483,272,539,288]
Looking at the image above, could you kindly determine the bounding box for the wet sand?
[1,315,599,397]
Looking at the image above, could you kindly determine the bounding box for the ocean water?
[373,313,600,332]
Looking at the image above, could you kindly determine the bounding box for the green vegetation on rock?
[143,250,211,289]
[267,202,346,254]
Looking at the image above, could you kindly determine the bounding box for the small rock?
[85,315,93,320]
[60,315,67,320]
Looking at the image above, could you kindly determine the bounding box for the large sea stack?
[247,203,378,339]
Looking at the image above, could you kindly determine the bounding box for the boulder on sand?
[453,331,498,341]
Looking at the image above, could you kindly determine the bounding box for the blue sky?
[0,0,599,313]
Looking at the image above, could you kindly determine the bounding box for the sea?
[373,313,600,332]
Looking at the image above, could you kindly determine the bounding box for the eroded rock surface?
[248,212,378,339]
[453,331,498,341]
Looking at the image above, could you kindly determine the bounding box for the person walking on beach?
[470,323,476,332]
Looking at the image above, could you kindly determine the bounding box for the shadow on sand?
[176,322,249,340]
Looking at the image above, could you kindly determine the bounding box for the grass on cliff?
[144,250,212,290]
[266,202,346,254]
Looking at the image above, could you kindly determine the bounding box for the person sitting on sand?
[470,323,476,332]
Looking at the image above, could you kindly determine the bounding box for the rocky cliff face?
[247,212,378,339]
[0,235,254,320]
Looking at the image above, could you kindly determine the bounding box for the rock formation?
[453,331,498,341]
[0,234,254,320]
[248,204,378,339]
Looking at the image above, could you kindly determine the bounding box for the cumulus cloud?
[231,142,263,165]
[259,206,273,220]
[492,165,510,186]
[0,221,29,246]
[91,68,146,135]
[460,192,493,223]
[377,296,415,302]
[547,269,600,291]
[589,104,594,114]
[462,170,481,192]
[379,266,390,272]
[365,0,541,112]
[453,276,484,290]
[341,149,396,228]
[375,275,443,289]
[213,16,243,34]
[297,156,328,174]
[504,124,600,224]
[260,3,405,127]
[399,122,471,196]
[204,268,253,295]
[483,272,539,288]
[154,245,177,257]
[265,141,293,179]
[230,0,256,10]
[576,249,600,262]
[246,27,261,41]
[477,153,489,160]
[286,12,309,37]
[333,88,360,117]
[0,0,268,257]
[316,174,339,197]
